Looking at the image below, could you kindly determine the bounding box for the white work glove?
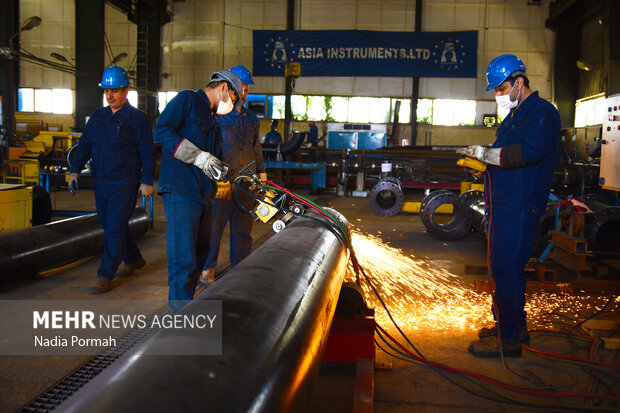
[456,145,501,166]
[193,151,228,182]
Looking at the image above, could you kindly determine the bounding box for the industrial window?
[291,95,309,120]
[394,99,411,124]
[52,89,73,114]
[34,89,52,113]
[416,99,432,124]
[18,88,34,112]
[497,103,510,124]
[158,91,178,113]
[432,99,476,126]
[574,94,606,127]
[347,97,391,123]
[266,95,477,126]
[329,97,349,122]
[18,88,73,114]
[306,96,328,121]
[271,96,286,119]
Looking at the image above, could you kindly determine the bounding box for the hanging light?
[21,16,42,31]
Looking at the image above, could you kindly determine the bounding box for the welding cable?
[373,335,528,407]
[375,335,619,412]
[530,329,596,342]
[350,254,511,403]
[522,344,620,375]
[373,329,597,411]
[586,339,601,407]
[376,323,620,403]
[569,280,620,335]
[527,331,620,375]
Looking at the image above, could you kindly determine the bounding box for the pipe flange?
[369,180,404,217]
[420,191,472,241]
[420,189,452,214]
[379,176,402,189]
[457,190,484,208]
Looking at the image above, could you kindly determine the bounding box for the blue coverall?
[154,89,219,305]
[70,101,156,280]
[204,107,265,270]
[485,91,560,342]
[264,129,282,145]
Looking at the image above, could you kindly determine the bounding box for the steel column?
[75,0,105,131]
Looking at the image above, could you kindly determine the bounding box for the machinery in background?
[600,93,620,191]
[327,123,387,150]
[0,183,51,232]
[3,131,81,186]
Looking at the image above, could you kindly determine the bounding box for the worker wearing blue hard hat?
[69,65,156,294]
[457,54,561,358]
[198,64,266,287]
[154,69,244,310]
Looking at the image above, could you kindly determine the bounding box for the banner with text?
[253,30,478,77]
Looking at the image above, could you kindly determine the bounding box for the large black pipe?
[59,210,350,413]
[0,208,150,283]
[262,131,307,157]
[583,195,620,252]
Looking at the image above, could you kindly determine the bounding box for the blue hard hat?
[485,54,527,91]
[99,65,130,88]
[229,65,254,85]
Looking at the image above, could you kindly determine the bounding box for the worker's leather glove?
[139,184,153,197]
[456,145,501,166]
[215,181,232,200]
[259,173,267,182]
[68,173,79,195]
[193,151,228,182]
[173,138,228,182]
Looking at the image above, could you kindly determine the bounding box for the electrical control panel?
[601,94,620,191]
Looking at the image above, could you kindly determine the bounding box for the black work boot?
[478,325,530,344]
[116,256,146,278]
[468,336,522,358]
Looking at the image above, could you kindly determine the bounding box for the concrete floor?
[1,184,619,412]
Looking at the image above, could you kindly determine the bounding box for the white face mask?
[216,85,234,115]
[495,82,520,110]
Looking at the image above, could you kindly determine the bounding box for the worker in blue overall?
[307,120,319,162]
[264,119,282,145]
[458,54,560,357]
[154,70,242,311]
[199,65,266,286]
[69,66,156,294]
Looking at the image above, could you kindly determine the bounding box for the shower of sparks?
[346,230,620,333]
